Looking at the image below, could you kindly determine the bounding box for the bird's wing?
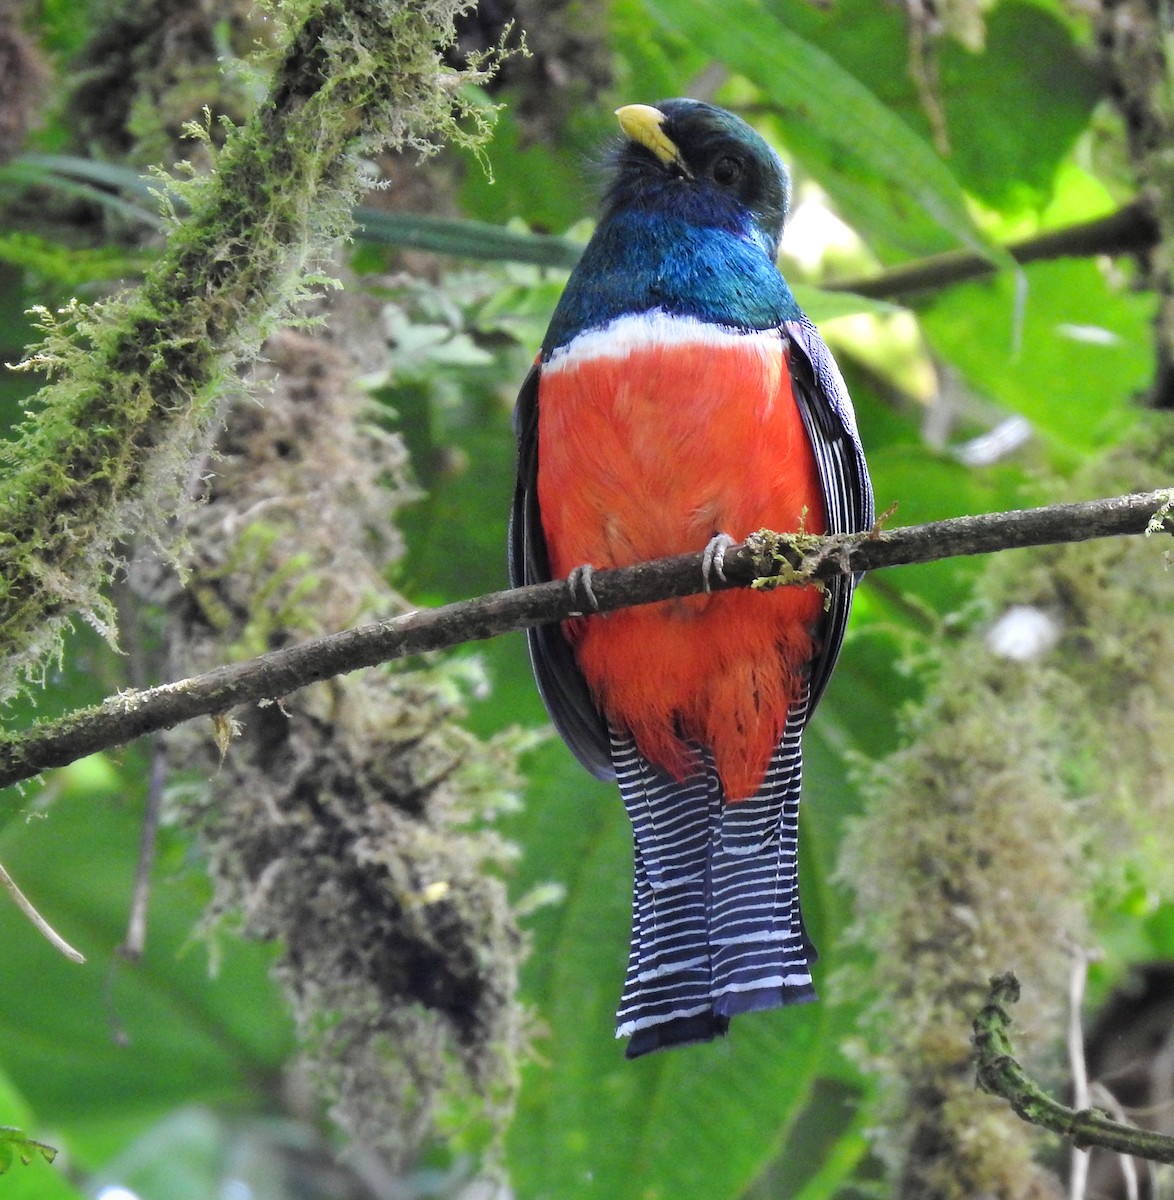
[508,361,614,779]
[785,316,875,720]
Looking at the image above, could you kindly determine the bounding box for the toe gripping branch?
[702,533,737,593]
[566,564,601,616]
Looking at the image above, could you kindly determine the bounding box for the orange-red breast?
[509,100,873,1057]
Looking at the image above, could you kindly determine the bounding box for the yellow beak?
[615,104,692,177]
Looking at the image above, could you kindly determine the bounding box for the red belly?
[537,327,826,800]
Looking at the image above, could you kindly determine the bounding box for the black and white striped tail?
[612,704,815,1058]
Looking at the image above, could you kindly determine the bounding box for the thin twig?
[1066,948,1142,1200]
[0,488,1170,798]
[1088,1083,1142,1200]
[117,741,165,961]
[827,201,1159,299]
[1068,947,1091,1200]
[974,974,1174,1164]
[0,857,85,963]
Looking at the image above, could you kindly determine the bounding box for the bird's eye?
[711,156,743,186]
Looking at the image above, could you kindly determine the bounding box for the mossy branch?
[0,0,493,700]
[0,488,1169,796]
[974,972,1174,1164]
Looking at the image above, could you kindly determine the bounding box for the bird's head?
[607,99,790,259]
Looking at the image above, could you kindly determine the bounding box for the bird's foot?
[702,532,737,593]
[567,564,601,615]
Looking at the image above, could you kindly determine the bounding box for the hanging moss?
[144,328,531,1166]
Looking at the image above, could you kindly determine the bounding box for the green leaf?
[918,258,1157,460]
[756,0,1099,220]
[0,1127,57,1172]
[612,0,713,100]
[742,1079,871,1199]
[0,768,294,1167]
[0,1074,81,1198]
[935,4,1102,213]
[0,155,162,228]
[355,209,583,268]
[11,154,162,205]
[643,0,1009,265]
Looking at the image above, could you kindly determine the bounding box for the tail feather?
[612,703,816,1057]
[711,705,814,1016]
[613,734,715,1045]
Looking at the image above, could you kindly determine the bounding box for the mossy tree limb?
[0,0,493,700]
[0,487,1170,795]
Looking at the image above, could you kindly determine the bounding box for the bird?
[509,99,873,1058]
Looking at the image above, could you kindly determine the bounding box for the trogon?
[509,99,873,1058]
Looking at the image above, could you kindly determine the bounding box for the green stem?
[974,973,1174,1164]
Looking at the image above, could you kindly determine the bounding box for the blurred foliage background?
[0,1,1172,1198]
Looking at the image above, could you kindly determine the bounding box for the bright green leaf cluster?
[0,1125,57,1174]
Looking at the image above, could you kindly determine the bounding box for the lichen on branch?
[0,0,499,701]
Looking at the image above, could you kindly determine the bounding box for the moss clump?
[746,526,828,592]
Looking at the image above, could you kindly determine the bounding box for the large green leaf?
[765,0,1100,219]
[0,765,293,1168]
[643,0,1006,264]
[917,258,1156,461]
[935,3,1102,212]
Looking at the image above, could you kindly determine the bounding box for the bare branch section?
[974,972,1174,1165]
[829,200,1159,300]
[0,488,1170,795]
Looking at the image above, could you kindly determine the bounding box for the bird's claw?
[702,533,737,593]
[567,564,601,615]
